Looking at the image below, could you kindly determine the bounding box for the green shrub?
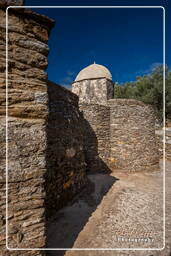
[115,65,171,120]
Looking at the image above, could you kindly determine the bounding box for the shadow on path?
[46,172,118,256]
[44,82,119,255]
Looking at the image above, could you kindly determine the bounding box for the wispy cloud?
[135,62,162,77]
[60,70,76,87]
[113,62,163,84]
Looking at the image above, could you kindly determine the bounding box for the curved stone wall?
[79,104,111,172]
[108,99,159,172]
[0,3,54,253]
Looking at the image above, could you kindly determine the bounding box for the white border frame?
[6,5,165,251]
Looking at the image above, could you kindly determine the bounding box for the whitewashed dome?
[75,63,112,81]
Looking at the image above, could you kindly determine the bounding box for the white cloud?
[135,62,162,77]
[60,70,76,87]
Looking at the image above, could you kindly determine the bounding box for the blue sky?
[25,0,170,87]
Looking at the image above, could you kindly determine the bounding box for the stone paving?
[47,160,171,256]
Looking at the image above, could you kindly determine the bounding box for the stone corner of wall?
[5,5,55,32]
[47,80,79,105]
[0,0,24,8]
[24,9,55,30]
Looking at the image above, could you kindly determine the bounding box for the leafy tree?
[115,65,171,121]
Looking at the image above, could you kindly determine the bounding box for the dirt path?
[46,160,171,256]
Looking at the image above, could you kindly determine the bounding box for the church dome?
[75,63,112,82]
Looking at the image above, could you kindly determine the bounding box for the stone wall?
[79,104,111,172]
[72,78,114,105]
[156,127,171,160]
[0,3,51,254]
[45,82,87,217]
[108,99,159,171]
[72,78,114,172]
[0,3,88,253]
[0,1,161,254]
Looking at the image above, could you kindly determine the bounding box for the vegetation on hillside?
[115,65,171,121]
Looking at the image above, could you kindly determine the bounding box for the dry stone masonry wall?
[0,2,54,254]
[45,82,87,217]
[79,104,111,172]
[0,2,87,255]
[108,99,159,171]
[73,75,159,173]
[0,1,160,254]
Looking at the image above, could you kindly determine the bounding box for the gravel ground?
[46,160,171,256]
